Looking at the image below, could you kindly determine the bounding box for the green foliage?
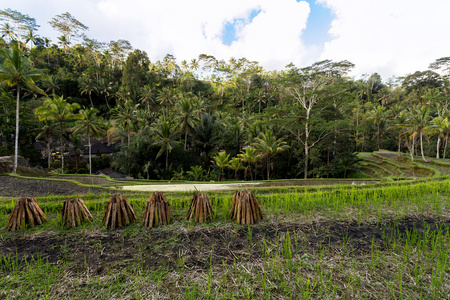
[2,9,450,180]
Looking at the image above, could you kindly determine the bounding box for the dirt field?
[0,175,115,197]
[1,216,445,275]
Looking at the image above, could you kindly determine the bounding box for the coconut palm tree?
[430,116,449,159]
[211,152,230,181]
[72,107,106,174]
[253,130,289,180]
[255,89,267,113]
[156,87,176,116]
[175,97,198,150]
[228,157,244,180]
[110,100,140,147]
[44,74,61,96]
[35,95,80,174]
[237,146,260,180]
[36,120,59,169]
[139,84,157,115]
[0,45,47,173]
[394,111,409,155]
[409,105,431,162]
[368,105,387,150]
[153,118,181,169]
[78,76,96,107]
[0,23,16,44]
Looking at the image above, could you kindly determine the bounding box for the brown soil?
[0,175,118,197]
[1,216,447,274]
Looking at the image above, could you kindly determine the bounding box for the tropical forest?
[0,8,450,300]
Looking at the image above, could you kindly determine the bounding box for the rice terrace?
[0,151,449,299]
[2,4,450,299]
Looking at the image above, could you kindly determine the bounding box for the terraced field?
[353,151,450,179]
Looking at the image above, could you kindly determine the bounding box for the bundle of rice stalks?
[229,190,263,225]
[61,198,93,228]
[142,192,172,228]
[6,197,47,231]
[186,192,213,222]
[103,195,137,230]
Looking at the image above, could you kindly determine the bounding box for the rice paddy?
[0,174,449,299]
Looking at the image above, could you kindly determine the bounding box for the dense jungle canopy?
[2,9,450,180]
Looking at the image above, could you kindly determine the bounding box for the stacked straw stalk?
[6,197,47,231]
[103,195,137,229]
[229,190,263,225]
[142,192,172,228]
[61,198,93,228]
[186,192,213,222]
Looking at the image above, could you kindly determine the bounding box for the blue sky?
[301,0,333,46]
[222,1,333,47]
[2,0,450,79]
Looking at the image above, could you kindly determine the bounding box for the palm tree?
[228,157,244,180]
[187,165,204,181]
[190,58,199,70]
[24,29,38,49]
[139,84,157,115]
[431,116,449,159]
[36,120,59,169]
[44,75,61,96]
[255,89,267,113]
[72,107,106,174]
[409,105,431,162]
[0,23,16,44]
[35,95,80,174]
[368,105,387,150]
[156,87,176,116]
[153,118,181,169]
[78,76,96,107]
[175,97,198,150]
[0,45,47,173]
[253,130,289,180]
[237,146,260,180]
[57,36,70,52]
[110,100,140,147]
[68,133,83,172]
[211,152,230,181]
[394,111,409,155]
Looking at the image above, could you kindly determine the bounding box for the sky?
[2,0,450,80]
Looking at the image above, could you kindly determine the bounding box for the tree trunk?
[13,84,20,173]
[88,134,92,175]
[410,137,415,161]
[436,135,441,159]
[184,128,188,151]
[89,93,94,108]
[444,135,448,159]
[267,158,270,180]
[165,147,169,169]
[420,130,428,162]
[60,123,65,174]
[304,144,309,179]
[377,123,380,150]
[47,142,51,169]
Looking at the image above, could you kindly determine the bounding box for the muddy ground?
[0,175,118,197]
[1,216,448,274]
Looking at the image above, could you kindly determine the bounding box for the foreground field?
[0,175,449,299]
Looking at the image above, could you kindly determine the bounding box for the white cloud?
[4,0,450,78]
[2,0,311,70]
[318,0,450,79]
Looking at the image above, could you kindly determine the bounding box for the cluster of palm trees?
[35,95,105,175]
[211,129,289,181]
[370,103,450,161]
